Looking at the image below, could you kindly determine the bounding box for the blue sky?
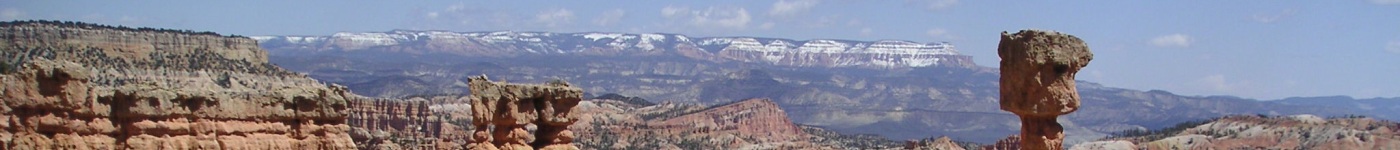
[5,0,1399,100]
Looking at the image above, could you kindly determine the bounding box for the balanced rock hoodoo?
[465,76,584,150]
[997,30,1093,150]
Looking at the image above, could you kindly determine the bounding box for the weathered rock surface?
[346,97,459,149]
[904,136,967,150]
[1066,140,1134,150]
[573,98,838,149]
[981,135,1021,150]
[466,75,583,150]
[997,30,1093,150]
[0,21,354,149]
[648,99,806,146]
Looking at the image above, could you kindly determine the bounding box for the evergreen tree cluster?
[1,20,244,38]
[1106,117,1216,142]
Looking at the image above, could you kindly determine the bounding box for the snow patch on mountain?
[253,30,968,68]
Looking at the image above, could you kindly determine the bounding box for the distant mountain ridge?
[251,30,976,69]
[1275,96,1400,121]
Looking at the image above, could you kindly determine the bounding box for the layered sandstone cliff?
[0,21,354,149]
[573,98,835,149]
[346,98,459,149]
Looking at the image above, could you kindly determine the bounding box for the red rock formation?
[997,30,1093,150]
[649,99,806,144]
[466,76,583,150]
[346,98,457,149]
[981,135,1021,150]
[904,136,966,150]
[0,21,354,149]
[572,98,835,149]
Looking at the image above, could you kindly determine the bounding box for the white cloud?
[661,6,752,30]
[1250,9,1296,23]
[415,3,558,30]
[926,28,954,39]
[769,0,820,17]
[846,19,862,27]
[593,9,626,26]
[809,15,840,28]
[760,22,776,29]
[1195,74,1235,92]
[423,3,464,20]
[1150,34,1193,48]
[446,4,465,12]
[535,8,575,28]
[1,8,23,20]
[860,27,873,36]
[1386,40,1400,54]
[661,6,687,17]
[1372,0,1400,5]
[909,0,959,11]
[425,12,440,19]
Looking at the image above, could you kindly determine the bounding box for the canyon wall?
[0,21,354,149]
[346,98,464,149]
[573,98,836,149]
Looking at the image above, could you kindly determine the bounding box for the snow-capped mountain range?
[251,30,976,69]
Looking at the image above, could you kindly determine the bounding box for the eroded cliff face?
[573,98,836,149]
[346,98,462,149]
[903,136,967,150]
[0,21,354,149]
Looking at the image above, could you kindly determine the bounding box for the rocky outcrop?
[572,98,835,149]
[997,30,1093,150]
[981,135,1021,150]
[1066,141,1134,150]
[466,75,583,150]
[346,98,456,149]
[0,21,354,149]
[648,98,807,146]
[904,136,966,150]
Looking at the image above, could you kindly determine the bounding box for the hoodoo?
[465,75,584,150]
[996,30,1093,150]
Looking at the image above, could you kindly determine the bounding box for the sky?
[4,0,1399,100]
